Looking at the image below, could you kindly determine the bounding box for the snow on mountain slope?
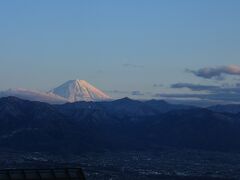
[49,80,111,102]
[0,80,111,103]
[0,88,68,104]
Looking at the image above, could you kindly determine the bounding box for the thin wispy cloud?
[123,63,144,68]
[106,90,129,94]
[153,84,164,88]
[171,83,219,92]
[131,91,144,96]
[108,90,145,96]
[186,65,240,80]
[155,82,240,103]
[154,92,240,103]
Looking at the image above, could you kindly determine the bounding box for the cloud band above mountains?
[187,65,240,80]
[171,83,219,92]
[155,82,240,103]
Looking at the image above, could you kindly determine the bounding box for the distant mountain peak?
[114,97,138,103]
[50,79,111,102]
[0,80,111,104]
[119,97,133,101]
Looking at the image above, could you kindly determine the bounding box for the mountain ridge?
[0,96,240,153]
[0,80,111,104]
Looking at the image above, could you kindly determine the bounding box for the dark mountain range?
[208,104,240,114]
[0,96,240,154]
[55,97,193,118]
[142,109,240,152]
[0,97,77,152]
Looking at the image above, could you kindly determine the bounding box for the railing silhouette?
[0,168,85,180]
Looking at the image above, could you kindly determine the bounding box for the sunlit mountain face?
[0,80,111,104]
[49,79,111,102]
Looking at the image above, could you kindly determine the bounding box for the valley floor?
[0,148,239,179]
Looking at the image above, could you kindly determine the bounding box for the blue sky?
[0,0,240,102]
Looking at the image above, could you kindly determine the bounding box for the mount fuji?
[49,80,111,102]
[0,80,111,104]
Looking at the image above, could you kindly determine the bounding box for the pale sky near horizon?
[0,0,240,101]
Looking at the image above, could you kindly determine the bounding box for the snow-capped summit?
[0,80,111,104]
[49,80,111,102]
